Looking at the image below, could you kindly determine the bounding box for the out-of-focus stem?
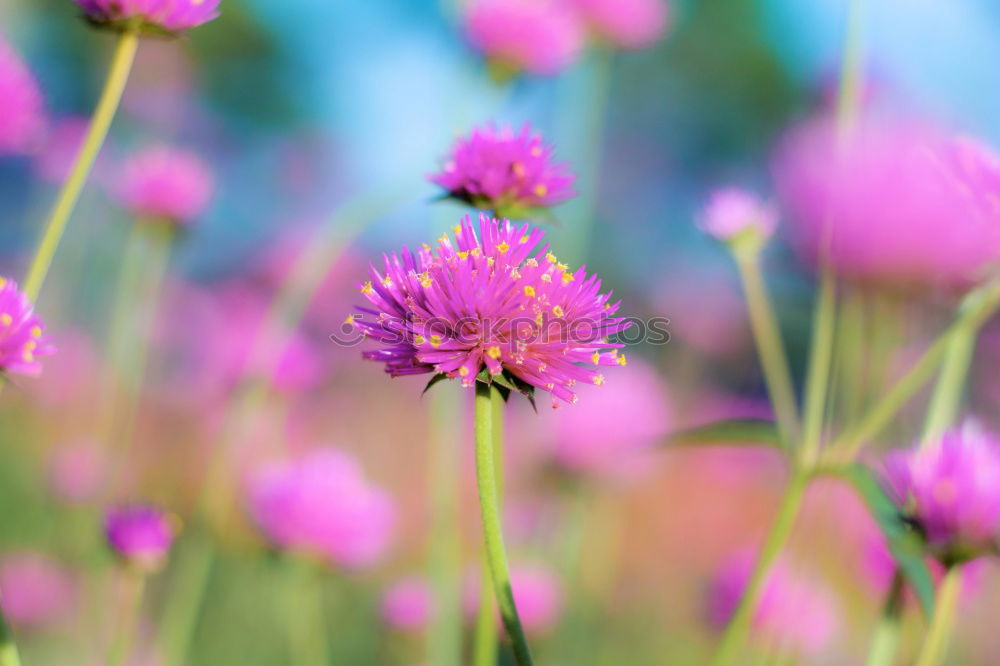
[709,471,807,666]
[109,572,147,666]
[0,601,21,666]
[155,535,215,666]
[473,382,532,666]
[922,325,976,442]
[864,570,904,666]
[733,249,800,449]
[800,267,836,464]
[914,567,961,666]
[281,559,329,666]
[24,28,139,302]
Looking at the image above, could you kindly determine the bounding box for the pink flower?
[73,0,221,33]
[246,448,396,569]
[352,214,632,406]
[571,0,670,50]
[0,36,44,155]
[46,439,108,505]
[464,564,564,635]
[700,187,778,243]
[430,124,576,218]
[381,577,434,632]
[464,0,584,76]
[708,552,839,657]
[104,504,177,571]
[884,422,1000,561]
[0,277,56,377]
[773,113,1000,288]
[0,552,76,630]
[115,145,214,224]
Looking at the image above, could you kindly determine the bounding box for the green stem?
[281,559,329,666]
[864,570,904,666]
[155,536,215,666]
[108,572,146,666]
[914,567,961,666]
[922,323,976,441]
[0,599,21,666]
[800,267,836,464]
[733,249,800,448]
[23,29,139,302]
[473,382,533,666]
[709,471,808,666]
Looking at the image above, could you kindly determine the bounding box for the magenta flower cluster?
[116,145,215,224]
[430,125,575,218]
[353,214,630,405]
[0,36,44,156]
[0,278,55,377]
[885,424,1000,562]
[73,0,221,33]
[104,504,177,571]
[700,187,778,244]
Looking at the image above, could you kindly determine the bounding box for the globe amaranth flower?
[115,145,214,224]
[246,448,396,569]
[885,422,1000,563]
[381,577,434,633]
[699,187,778,250]
[708,552,839,658]
[74,0,221,34]
[773,112,1000,288]
[464,0,584,77]
[570,0,670,50]
[0,551,76,630]
[0,36,44,155]
[104,504,178,571]
[430,125,576,219]
[0,277,55,377]
[351,214,631,406]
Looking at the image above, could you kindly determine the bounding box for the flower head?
[352,214,631,406]
[0,277,55,377]
[773,113,1000,288]
[0,36,44,155]
[246,448,396,569]
[104,504,177,571]
[570,0,670,50]
[430,125,575,218]
[700,187,778,247]
[464,0,584,76]
[73,0,221,34]
[0,552,76,630]
[115,145,214,224]
[381,577,434,633]
[885,423,1000,562]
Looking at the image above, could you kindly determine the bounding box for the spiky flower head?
[0,277,55,377]
[352,214,631,406]
[115,145,214,225]
[73,0,221,35]
[885,422,1000,564]
[430,125,575,220]
[0,36,44,156]
[104,504,177,571]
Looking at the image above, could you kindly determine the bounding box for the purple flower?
[0,277,55,377]
[104,505,177,571]
[381,577,434,633]
[699,187,778,245]
[885,423,1000,562]
[571,0,670,50]
[430,125,576,218]
[73,0,221,34]
[115,145,214,224]
[0,36,44,156]
[246,449,396,569]
[464,0,584,76]
[0,552,76,630]
[351,214,631,405]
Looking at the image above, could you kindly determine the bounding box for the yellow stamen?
[360,281,373,295]
[453,224,462,234]
[381,276,393,287]
[534,184,548,198]
[430,335,443,348]
[617,354,627,366]
[519,236,530,244]
[541,273,552,282]
[486,346,502,359]
[457,251,469,260]
[420,275,433,288]
[497,242,510,254]
[459,366,470,377]
[592,352,600,365]
[524,286,536,298]
[414,334,426,345]
[545,252,557,264]
[344,315,355,326]
[593,374,605,386]
[470,248,481,257]
[561,273,574,285]
[556,262,568,272]
[31,326,42,338]
[552,305,565,318]
[0,314,11,327]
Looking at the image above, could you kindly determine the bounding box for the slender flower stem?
[922,323,976,441]
[281,559,329,666]
[109,571,147,666]
[800,267,836,464]
[709,471,808,666]
[914,567,961,666]
[23,29,139,302]
[864,570,904,666]
[0,600,21,666]
[733,249,800,448]
[473,382,533,666]
[155,535,215,666]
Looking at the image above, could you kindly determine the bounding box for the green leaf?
[839,463,936,618]
[421,373,449,396]
[664,419,782,448]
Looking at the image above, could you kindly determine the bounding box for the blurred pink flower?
[0,36,44,155]
[381,577,434,632]
[74,0,221,33]
[464,0,584,76]
[884,422,1000,561]
[546,357,671,478]
[430,124,576,217]
[708,552,839,657]
[115,145,214,224]
[571,0,670,50]
[105,504,177,571]
[463,564,564,636]
[0,277,56,377]
[700,187,778,243]
[46,439,108,505]
[0,552,76,630]
[246,448,396,568]
[774,113,1000,288]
